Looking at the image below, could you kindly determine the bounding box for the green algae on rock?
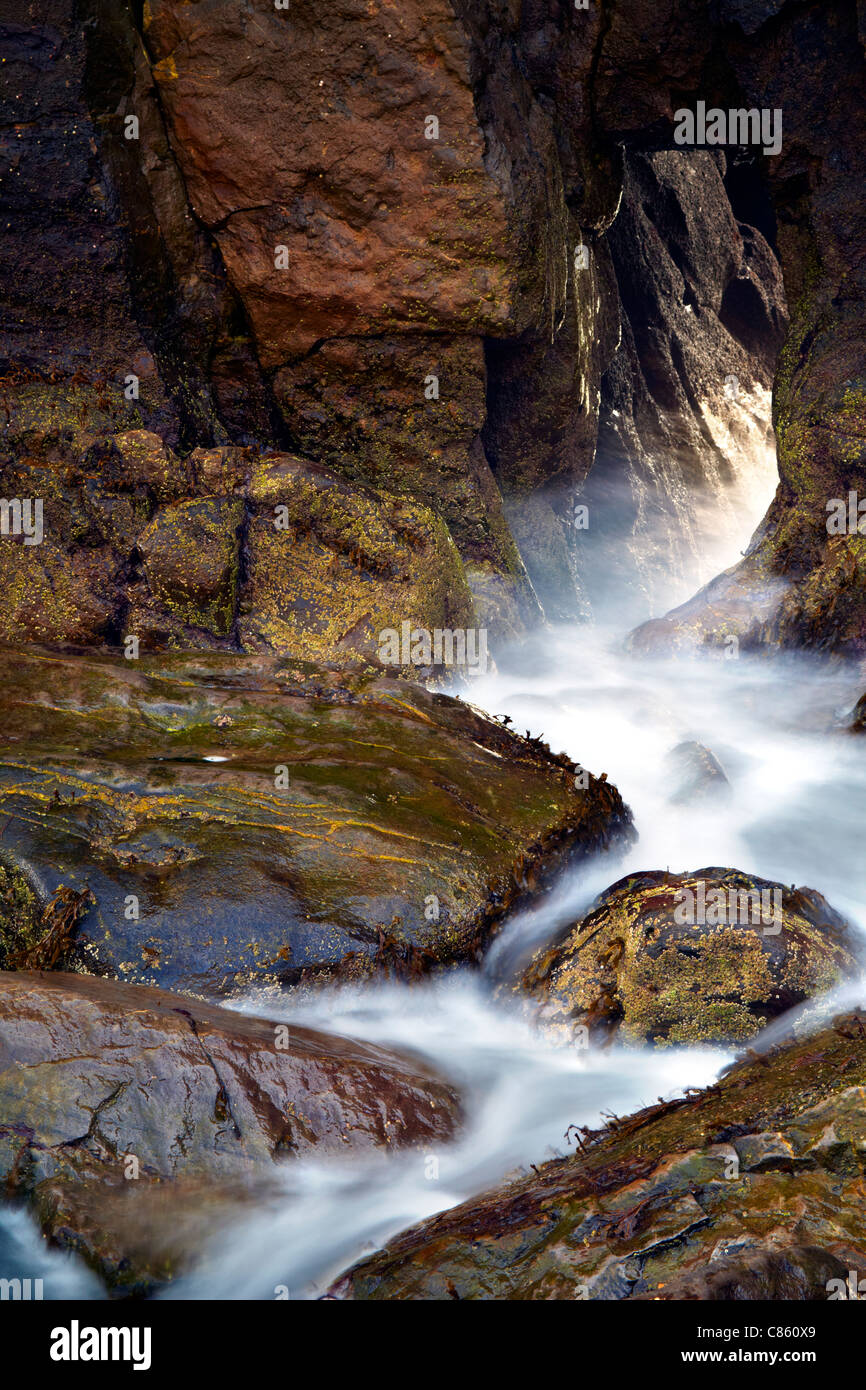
[137,497,244,637]
[515,869,857,1046]
[0,970,461,1294]
[0,427,487,662]
[0,862,44,968]
[0,646,634,996]
[329,1011,866,1300]
[238,453,475,665]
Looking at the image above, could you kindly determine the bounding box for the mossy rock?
[138,497,245,636]
[330,1011,866,1300]
[0,645,633,996]
[238,453,475,665]
[0,540,120,646]
[112,430,193,503]
[516,868,857,1046]
[0,862,43,968]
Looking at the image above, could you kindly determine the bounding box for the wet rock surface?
[0,646,633,995]
[0,428,477,661]
[612,1,866,656]
[516,869,856,1046]
[0,970,460,1292]
[665,741,731,805]
[329,1011,866,1300]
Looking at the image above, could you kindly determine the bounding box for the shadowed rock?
[847,692,866,732]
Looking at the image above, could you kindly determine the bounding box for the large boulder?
[237,453,474,663]
[0,646,633,995]
[516,869,857,1046]
[330,1010,866,1300]
[0,971,461,1292]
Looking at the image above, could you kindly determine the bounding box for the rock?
[329,1011,866,1300]
[665,741,730,804]
[140,0,592,626]
[578,150,786,622]
[7,0,866,661]
[0,433,485,660]
[0,539,121,648]
[138,497,244,637]
[847,693,866,732]
[0,646,633,995]
[603,2,866,657]
[237,453,474,665]
[516,869,856,1046]
[111,431,192,503]
[0,970,461,1292]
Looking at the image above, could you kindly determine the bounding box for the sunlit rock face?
[576,149,786,626]
[602,1,866,656]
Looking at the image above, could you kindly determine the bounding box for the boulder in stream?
[516,869,857,1046]
[0,971,461,1293]
[665,741,730,804]
[0,646,634,995]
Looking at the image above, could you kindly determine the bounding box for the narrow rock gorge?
[2,0,866,1333]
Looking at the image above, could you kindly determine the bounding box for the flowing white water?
[4,473,866,1301]
[160,978,727,1300]
[158,626,864,1300]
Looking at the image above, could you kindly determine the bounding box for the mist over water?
[576,385,779,627]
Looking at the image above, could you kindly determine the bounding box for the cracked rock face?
[603,0,866,656]
[328,1012,866,1300]
[0,646,633,995]
[579,149,786,621]
[0,970,461,1291]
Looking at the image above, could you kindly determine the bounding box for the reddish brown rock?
[0,970,460,1169]
[4,0,866,657]
[0,970,461,1292]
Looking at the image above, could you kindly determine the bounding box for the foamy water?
[160,623,865,1300]
[4,445,866,1300]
